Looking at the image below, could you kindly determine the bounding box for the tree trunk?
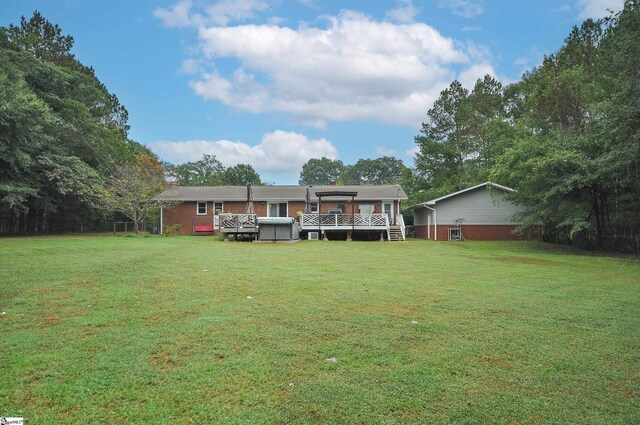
[591,186,606,249]
[133,212,139,233]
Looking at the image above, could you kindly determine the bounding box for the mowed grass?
[0,236,638,424]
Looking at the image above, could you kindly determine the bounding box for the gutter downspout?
[423,205,437,241]
[160,206,163,235]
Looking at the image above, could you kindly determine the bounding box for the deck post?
[351,195,355,240]
[318,196,322,240]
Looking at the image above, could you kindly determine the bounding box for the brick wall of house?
[415,224,429,239]
[162,199,399,235]
[414,224,536,241]
[162,202,212,235]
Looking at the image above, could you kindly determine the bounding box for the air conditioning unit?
[308,232,319,240]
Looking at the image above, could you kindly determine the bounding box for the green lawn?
[1,236,638,424]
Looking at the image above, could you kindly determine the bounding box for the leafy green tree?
[0,55,51,225]
[5,11,74,65]
[414,77,506,196]
[224,164,262,186]
[491,8,640,247]
[411,3,640,250]
[164,154,226,186]
[299,157,344,185]
[341,157,408,185]
[465,75,506,175]
[0,11,137,234]
[98,154,168,233]
[597,1,640,237]
[497,19,609,243]
[414,80,472,194]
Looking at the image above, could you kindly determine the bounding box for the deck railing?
[218,213,257,231]
[396,214,406,241]
[300,213,389,229]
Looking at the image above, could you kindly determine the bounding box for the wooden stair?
[388,225,404,241]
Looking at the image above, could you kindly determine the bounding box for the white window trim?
[214,201,224,213]
[196,201,207,216]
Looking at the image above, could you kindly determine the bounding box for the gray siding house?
[412,182,531,241]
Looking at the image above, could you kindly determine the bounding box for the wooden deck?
[216,213,405,241]
[218,214,258,234]
[299,213,389,231]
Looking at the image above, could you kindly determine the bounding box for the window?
[268,202,288,217]
[337,203,345,213]
[214,202,223,213]
[197,201,207,215]
[310,202,318,213]
[448,228,462,241]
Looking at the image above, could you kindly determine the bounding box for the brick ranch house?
[411,182,535,241]
[153,184,408,241]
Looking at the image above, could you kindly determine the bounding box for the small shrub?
[164,224,182,236]
[120,231,151,238]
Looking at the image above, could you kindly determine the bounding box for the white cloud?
[374,146,397,157]
[155,3,503,128]
[148,130,338,174]
[576,0,623,18]
[154,0,197,28]
[154,0,268,28]
[438,0,485,18]
[205,0,269,26]
[184,10,474,127]
[179,58,203,75]
[386,0,420,23]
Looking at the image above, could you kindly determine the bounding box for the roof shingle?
[153,185,408,202]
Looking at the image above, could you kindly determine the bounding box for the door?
[383,202,393,224]
[268,202,288,217]
[213,202,223,227]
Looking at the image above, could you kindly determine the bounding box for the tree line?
[162,155,262,186]
[0,12,265,234]
[0,12,159,234]
[298,156,408,186]
[414,2,639,249]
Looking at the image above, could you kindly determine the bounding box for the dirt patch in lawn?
[480,354,512,368]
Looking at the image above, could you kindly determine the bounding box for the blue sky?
[1,0,623,184]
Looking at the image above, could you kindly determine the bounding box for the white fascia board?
[424,182,517,205]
